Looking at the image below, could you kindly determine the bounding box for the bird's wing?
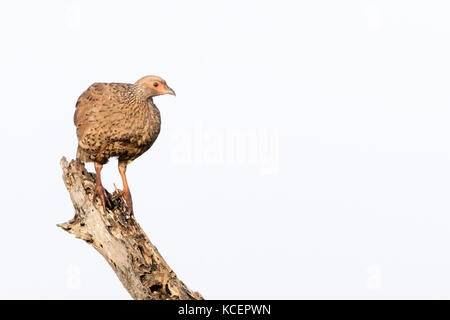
[74,83,130,140]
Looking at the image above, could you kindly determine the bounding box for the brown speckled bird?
[74,75,175,216]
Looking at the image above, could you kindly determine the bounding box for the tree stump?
[57,157,203,300]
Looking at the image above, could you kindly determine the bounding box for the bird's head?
[133,75,176,100]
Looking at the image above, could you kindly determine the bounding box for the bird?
[73,75,175,216]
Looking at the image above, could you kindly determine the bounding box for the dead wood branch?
[57,157,203,300]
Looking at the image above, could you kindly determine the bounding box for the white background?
[1,0,450,299]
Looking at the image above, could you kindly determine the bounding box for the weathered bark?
[57,157,203,300]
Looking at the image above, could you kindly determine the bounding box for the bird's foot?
[112,184,134,217]
[111,183,125,200]
[93,184,112,212]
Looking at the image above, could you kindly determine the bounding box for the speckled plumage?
[73,75,175,216]
[75,80,162,164]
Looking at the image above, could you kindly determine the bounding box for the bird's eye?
[153,82,159,87]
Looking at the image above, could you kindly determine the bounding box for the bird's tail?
[76,145,87,162]
[76,145,81,160]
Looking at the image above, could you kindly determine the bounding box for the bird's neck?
[148,97,157,108]
[122,87,158,118]
[126,83,151,102]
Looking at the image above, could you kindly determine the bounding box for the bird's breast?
[132,104,161,147]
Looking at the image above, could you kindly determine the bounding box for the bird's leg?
[93,162,111,211]
[112,161,133,216]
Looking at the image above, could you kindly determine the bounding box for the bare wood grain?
[57,157,203,300]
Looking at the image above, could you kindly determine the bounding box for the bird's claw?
[112,183,123,199]
[93,184,112,211]
[112,187,133,217]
